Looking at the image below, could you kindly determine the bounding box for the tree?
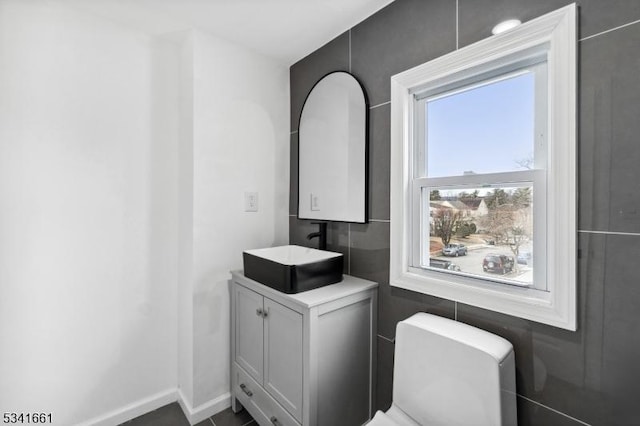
[457,191,470,200]
[481,207,510,245]
[459,190,479,202]
[511,187,532,207]
[430,189,441,200]
[432,208,462,246]
[456,222,476,238]
[515,154,534,170]
[485,188,509,209]
[481,203,532,271]
[505,223,529,261]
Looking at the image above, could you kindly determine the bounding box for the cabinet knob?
[256,308,263,317]
[239,383,253,397]
[262,308,269,318]
[270,416,281,426]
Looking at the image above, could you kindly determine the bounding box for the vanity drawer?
[234,363,301,426]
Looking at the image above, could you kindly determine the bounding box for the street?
[432,244,533,286]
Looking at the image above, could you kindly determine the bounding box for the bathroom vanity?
[230,271,377,426]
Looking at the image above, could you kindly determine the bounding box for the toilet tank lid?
[400,313,513,363]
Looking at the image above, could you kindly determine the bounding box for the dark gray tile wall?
[290,32,350,131]
[458,0,640,46]
[289,1,640,424]
[289,132,298,216]
[368,104,391,221]
[350,0,456,106]
[375,336,395,411]
[579,23,640,233]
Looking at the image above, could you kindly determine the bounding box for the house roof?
[461,199,484,209]
[448,200,470,210]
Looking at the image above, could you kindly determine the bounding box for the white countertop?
[231,270,378,309]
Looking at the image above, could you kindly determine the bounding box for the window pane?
[426,72,535,177]
[423,186,534,288]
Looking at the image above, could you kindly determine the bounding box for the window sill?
[395,267,563,323]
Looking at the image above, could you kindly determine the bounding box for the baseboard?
[75,388,177,426]
[177,389,231,425]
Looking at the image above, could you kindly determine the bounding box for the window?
[390,5,577,330]
[414,64,546,290]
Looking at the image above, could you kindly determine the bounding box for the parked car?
[517,251,532,265]
[482,254,515,274]
[429,258,461,272]
[442,243,467,257]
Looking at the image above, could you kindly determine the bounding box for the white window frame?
[413,61,547,290]
[390,4,577,330]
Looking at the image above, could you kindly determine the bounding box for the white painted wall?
[175,28,290,420]
[188,30,290,409]
[0,1,179,424]
[0,2,289,425]
[177,30,196,409]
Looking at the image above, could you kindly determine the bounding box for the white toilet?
[369,313,517,426]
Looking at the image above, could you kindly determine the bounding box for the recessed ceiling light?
[492,19,522,35]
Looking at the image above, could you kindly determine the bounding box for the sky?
[426,72,535,177]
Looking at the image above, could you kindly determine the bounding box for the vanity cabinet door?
[234,285,264,384]
[263,298,303,422]
[231,272,377,426]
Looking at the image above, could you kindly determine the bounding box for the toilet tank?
[393,313,517,426]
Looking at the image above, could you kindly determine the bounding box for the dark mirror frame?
[297,71,369,224]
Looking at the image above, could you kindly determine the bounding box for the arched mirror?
[298,71,368,223]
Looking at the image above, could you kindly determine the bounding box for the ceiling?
[54,0,394,65]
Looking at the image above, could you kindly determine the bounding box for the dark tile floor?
[120,403,255,426]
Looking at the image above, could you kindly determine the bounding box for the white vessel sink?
[243,245,343,293]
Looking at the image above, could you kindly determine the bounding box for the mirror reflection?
[298,71,368,223]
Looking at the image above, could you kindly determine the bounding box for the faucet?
[307,222,327,250]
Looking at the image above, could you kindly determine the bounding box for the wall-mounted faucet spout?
[307,222,327,250]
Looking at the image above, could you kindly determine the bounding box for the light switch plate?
[245,192,258,212]
[310,194,320,211]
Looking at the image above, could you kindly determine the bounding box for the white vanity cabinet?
[230,271,377,426]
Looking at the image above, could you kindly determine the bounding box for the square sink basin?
[243,245,343,294]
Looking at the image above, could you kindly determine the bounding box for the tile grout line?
[517,394,592,426]
[288,215,389,222]
[348,223,351,275]
[241,420,256,426]
[349,28,352,73]
[454,301,458,321]
[209,417,215,426]
[378,333,395,343]
[370,100,390,109]
[578,229,640,237]
[455,0,459,49]
[579,18,640,42]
